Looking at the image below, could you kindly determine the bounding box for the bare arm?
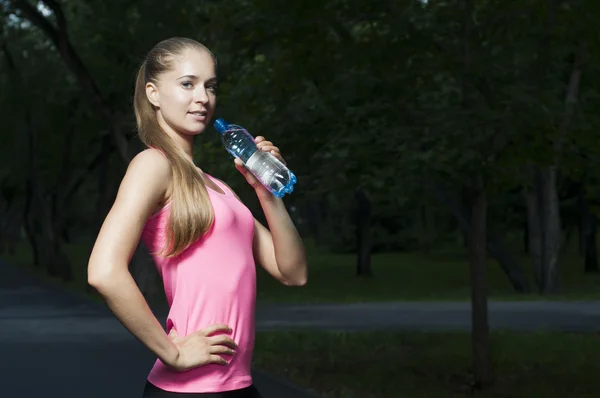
[87,149,179,366]
[252,195,307,286]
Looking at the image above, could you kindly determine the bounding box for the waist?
[148,336,254,393]
[152,299,256,393]
[147,367,254,394]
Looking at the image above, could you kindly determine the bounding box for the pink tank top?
[140,173,256,393]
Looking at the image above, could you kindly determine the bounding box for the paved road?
[256,300,600,332]
[0,261,320,398]
[3,259,600,397]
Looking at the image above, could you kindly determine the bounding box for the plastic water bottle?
[213,118,297,198]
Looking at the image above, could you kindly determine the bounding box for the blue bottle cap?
[213,118,230,134]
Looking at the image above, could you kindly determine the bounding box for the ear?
[146,82,160,107]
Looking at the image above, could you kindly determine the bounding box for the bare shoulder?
[115,148,173,209]
[128,148,171,177]
[88,148,173,274]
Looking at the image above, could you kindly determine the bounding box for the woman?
[87,37,307,397]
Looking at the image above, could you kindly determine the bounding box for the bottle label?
[245,151,276,185]
[245,151,264,175]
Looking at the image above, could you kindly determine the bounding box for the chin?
[184,123,209,136]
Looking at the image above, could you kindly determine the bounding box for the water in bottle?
[213,118,297,198]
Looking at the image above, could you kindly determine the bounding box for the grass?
[4,241,600,397]
[3,239,600,303]
[255,241,600,303]
[1,241,101,301]
[253,330,600,397]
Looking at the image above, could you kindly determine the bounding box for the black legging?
[143,382,263,398]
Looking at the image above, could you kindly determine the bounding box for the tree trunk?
[431,182,530,293]
[355,186,373,277]
[539,167,561,293]
[96,136,116,228]
[23,105,73,281]
[523,38,584,293]
[525,178,543,290]
[0,184,20,256]
[523,218,529,254]
[56,124,75,243]
[36,205,72,281]
[581,195,598,273]
[461,0,491,384]
[23,180,41,268]
[578,192,585,256]
[468,179,492,388]
[526,166,562,294]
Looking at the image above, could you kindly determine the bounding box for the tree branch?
[12,1,60,43]
[12,0,131,163]
[41,0,67,32]
[554,42,585,166]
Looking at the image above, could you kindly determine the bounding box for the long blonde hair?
[134,37,216,258]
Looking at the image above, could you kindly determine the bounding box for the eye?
[206,83,218,93]
[181,81,194,89]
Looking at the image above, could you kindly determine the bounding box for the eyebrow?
[177,74,218,83]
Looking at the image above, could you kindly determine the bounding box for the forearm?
[258,195,307,284]
[89,267,178,365]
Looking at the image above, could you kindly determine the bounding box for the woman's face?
[147,48,218,137]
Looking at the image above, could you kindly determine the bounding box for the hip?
[143,382,262,397]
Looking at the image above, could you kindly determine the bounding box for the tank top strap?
[204,173,233,197]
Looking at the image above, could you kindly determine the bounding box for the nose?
[194,86,209,104]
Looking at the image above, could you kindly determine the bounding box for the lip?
[188,112,208,122]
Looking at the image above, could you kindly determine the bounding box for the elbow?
[290,277,307,287]
[87,267,108,290]
[87,260,119,291]
[283,268,308,287]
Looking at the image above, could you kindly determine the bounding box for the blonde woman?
[87,37,307,397]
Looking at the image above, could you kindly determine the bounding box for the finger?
[209,335,238,349]
[260,145,277,153]
[210,345,236,356]
[257,141,272,149]
[234,160,253,179]
[201,324,232,336]
[209,354,229,366]
[168,328,179,338]
[234,159,248,174]
[254,136,265,144]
